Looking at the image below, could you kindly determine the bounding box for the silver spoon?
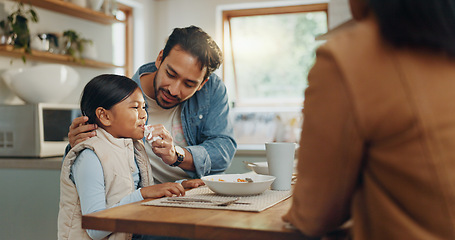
[243,160,258,166]
[245,177,254,183]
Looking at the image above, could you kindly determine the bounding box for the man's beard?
[153,72,182,109]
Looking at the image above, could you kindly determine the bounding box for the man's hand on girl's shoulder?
[68,116,98,147]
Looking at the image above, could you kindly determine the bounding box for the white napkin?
[144,125,162,144]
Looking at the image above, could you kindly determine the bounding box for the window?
[222,3,328,108]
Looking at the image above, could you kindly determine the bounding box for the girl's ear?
[96,107,111,126]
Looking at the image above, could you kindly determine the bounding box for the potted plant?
[62,29,92,62]
[0,1,38,62]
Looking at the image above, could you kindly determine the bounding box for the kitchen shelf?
[27,0,121,25]
[0,45,122,69]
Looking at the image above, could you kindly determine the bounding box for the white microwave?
[0,103,81,158]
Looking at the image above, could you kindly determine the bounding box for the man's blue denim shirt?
[131,62,237,178]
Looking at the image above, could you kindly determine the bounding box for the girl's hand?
[140,182,185,198]
[182,179,205,189]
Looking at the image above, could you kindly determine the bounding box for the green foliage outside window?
[226,11,327,106]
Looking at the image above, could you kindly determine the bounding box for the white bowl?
[2,64,79,104]
[246,162,269,175]
[201,174,276,196]
[245,161,298,175]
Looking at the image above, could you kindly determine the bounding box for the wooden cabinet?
[0,0,124,69]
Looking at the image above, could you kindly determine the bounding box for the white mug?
[266,142,296,191]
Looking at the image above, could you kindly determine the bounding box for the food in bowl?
[201,174,276,196]
[216,178,250,182]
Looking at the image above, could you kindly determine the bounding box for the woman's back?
[324,17,455,239]
[285,0,455,239]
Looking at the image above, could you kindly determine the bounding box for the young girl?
[58,74,186,240]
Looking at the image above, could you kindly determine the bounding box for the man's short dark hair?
[368,0,455,57]
[162,26,223,80]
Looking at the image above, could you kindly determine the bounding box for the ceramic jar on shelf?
[70,0,87,8]
[88,0,104,11]
[69,0,111,13]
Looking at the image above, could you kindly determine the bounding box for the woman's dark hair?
[162,25,223,80]
[368,0,455,57]
[80,74,139,124]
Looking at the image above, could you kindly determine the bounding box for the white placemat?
[142,186,292,212]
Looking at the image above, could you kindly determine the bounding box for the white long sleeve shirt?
[70,149,143,240]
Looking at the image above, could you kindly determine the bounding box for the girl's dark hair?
[368,0,455,57]
[162,25,222,80]
[80,74,139,124]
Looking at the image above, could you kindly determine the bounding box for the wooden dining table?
[81,193,307,240]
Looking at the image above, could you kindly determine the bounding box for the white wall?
[117,0,155,71]
[149,0,351,59]
[328,0,351,29]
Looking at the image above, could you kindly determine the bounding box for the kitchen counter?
[236,144,266,156]
[0,157,63,170]
[0,145,267,171]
